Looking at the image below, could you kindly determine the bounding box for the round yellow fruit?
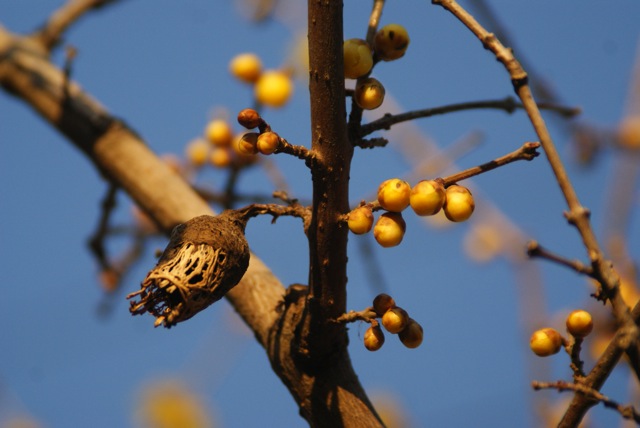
[343,38,373,79]
[257,132,280,155]
[347,206,374,235]
[185,139,209,167]
[398,319,423,348]
[377,178,411,212]
[229,53,262,83]
[210,147,232,168]
[205,119,233,148]
[373,212,406,248]
[530,328,563,357]
[443,185,475,222]
[255,70,293,108]
[410,180,446,216]
[381,307,409,334]
[235,132,259,156]
[374,24,410,61]
[566,309,593,338]
[617,115,640,150]
[364,324,385,351]
[354,77,386,110]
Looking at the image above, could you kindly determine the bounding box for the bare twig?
[334,307,378,324]
[32,0,119,51]
[567,337,586,380]
[440,141,540,186]
[366,0,386,45]
[359,97,580,137]
[532,380,640,423]
[526,241,594,277]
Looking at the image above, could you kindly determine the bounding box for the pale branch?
[440,141,540,186]
[366,0,386,46]
[32,0,120,51]
[334,307,378,324]
[526,241,595,277]
[532,380,640,424]
[359,96,580,137]
[431,2,639,425]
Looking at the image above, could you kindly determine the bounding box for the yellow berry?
[373,293,396,317]
[377,178,411,212]
[255,70,293,108]
[373,212,406,248]
[398,319,423,349]
[205,119,233,148]
[229,53,262,83]
[185,139,209,167]
[374,24,410,61]
[235,132,259,156]
[617,115,640,150]
[410,180,446,216]
[343,38,373,79]
[566,310,593,338]
[530,328,563,357]
[381,307,409,334]
[443,185,475,222]
[347,206,374,235]
[354,77,386,110]
[257,132,280,155]
[364,323,385,351]
[237,108,262,129]
[210,147,232,168]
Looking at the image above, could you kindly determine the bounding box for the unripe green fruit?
[377,178,411,212]
[443,185,475,222]
[382,307,409,334]
[255,71,293,108]
[566,309,593,338]
[347,206,374,235]
[373,212,406,248]
[372,293,396,317]
[364,323,385,351]
[398,319,423,348]
[229,53,262,83]
[257,132,280,155]
[236,132,259,156]
[410,180,446,216]
[374,24,410,61]
[354,77,385,110]
[343,38,373,79]
[237,108,262,129]
[530,328,563,357]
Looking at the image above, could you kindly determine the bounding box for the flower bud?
[530,328,563,357]
[382,307,409,334]
[398,318,423,348]
[372,293,396,317]
[566,309,593,338]
[237,108,262,129]
[257,132,280,155]
[443,185,475,222]
[410,180,445,216]
[377,178,411,212]
[364,323,385,351]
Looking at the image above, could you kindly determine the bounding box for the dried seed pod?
[127,211,250,328]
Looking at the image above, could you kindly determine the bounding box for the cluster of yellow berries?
[236,108,282,156]
[229,53,293,108]
[529,309,594,357]
[364,293,423,351]
[184,113,271,169]
[347,178,475,247]
[343,24,410,110]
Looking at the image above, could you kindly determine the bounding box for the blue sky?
[1,1,639,427]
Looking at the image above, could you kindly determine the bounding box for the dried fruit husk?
[127,211,250,328]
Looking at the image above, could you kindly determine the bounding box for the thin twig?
[532,380,640,423]
[440,141,540,186]
[359,97,580,137]
[32,0,119,50]
[567,337,586,380]
[366,0,385,45]
[526,241,594,277]
[334,307,378,324]
[87,183,118,271]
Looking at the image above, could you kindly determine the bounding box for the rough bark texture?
[0,4,382,425]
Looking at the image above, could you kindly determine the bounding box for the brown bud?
[237,108,262,129]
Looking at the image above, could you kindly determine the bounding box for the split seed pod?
[127,211,250,328]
